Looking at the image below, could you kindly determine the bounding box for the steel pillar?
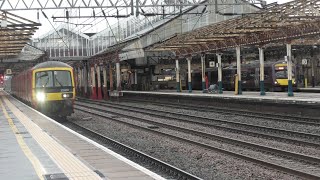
[176,59,181,92]
[201,54,206,92]
[116,62,121,91]
[109,63,114,91]
[103,65,108,100]
[84,65,88,97]
[259,47,266,95]
[217,53,223,94]
[236,46,242,95]
[96,65,102,100]
[187,57,192,93]
[286,44,294,96]
[90,65,97,99]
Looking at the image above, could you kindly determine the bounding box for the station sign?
[209,61,215,67]
[302,59,308,65]
[5,69,12,75]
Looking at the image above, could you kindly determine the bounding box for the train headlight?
[36,92,46,102]
[62,93,71,98]
[274,81,278,84]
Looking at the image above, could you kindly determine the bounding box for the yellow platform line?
[0,100,45,180]
[1,94,102,180]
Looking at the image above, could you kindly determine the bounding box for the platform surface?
[0,90,165,180]
[122,90,320,104]
[299,87,320,93]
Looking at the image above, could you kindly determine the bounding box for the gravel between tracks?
[70,108,301,180]
[77,101,320,158]
[116,101,320,135]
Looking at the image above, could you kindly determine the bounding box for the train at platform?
[192,60,297,91]
[11,61,75,117]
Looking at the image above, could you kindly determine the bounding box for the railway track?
[118,98,320,126]
[74,102,320,180]
[77,99,320,148]
[64,120,202,180]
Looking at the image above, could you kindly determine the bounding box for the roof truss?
[150,0,320,56]
[0,10,40,56]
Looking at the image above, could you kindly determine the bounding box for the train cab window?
[53,71,72,87]
[36,71,72,88]
[275,70,287,79]
[275,68,295,79]
[36,71,53,87]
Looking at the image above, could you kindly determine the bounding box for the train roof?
[32,61,72,70]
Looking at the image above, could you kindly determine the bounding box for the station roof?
[84,40,136,65]
[0,10,41,57]
[149,0,320,56]
[6,44,45,62]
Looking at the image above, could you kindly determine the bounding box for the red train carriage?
[11,61,76,118]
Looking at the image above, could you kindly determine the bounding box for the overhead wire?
[101,9,119,44]
[40,0,216,52]
[41,10,70,50]
[191,5,207,31]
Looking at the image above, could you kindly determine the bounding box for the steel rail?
[74,104,320,180]
[117,98,320,126]
[65,120,202,180]
[77,99,320,148]
[75,103,320,165]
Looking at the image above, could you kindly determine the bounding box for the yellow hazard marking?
[234,74,239,95]
[0,99,45,180]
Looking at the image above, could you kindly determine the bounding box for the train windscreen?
[36,71,72,88]
[275,67,294,79]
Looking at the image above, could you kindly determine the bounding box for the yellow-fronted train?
[191,60,296,91]
[11,61,75,118]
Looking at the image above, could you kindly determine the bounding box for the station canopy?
[150,0,320,56]
[89,40,135,64]
[0,10,41,57]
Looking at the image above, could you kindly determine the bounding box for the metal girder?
[0,45,25,48]
[0,0,264,11]
[0,47,22,50]
[2,39,31,42]
[150,0,320,56]
[0,28,37,31]
[0,31,33,37]
[0,35,32,39]
[0,51,21,53]
[0,52,19,54]
[0,10,40,57]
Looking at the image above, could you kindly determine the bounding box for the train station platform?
[121,90,320,117]
[122,90,320,104]
[0,90,165,180]
[298,87,320,93]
